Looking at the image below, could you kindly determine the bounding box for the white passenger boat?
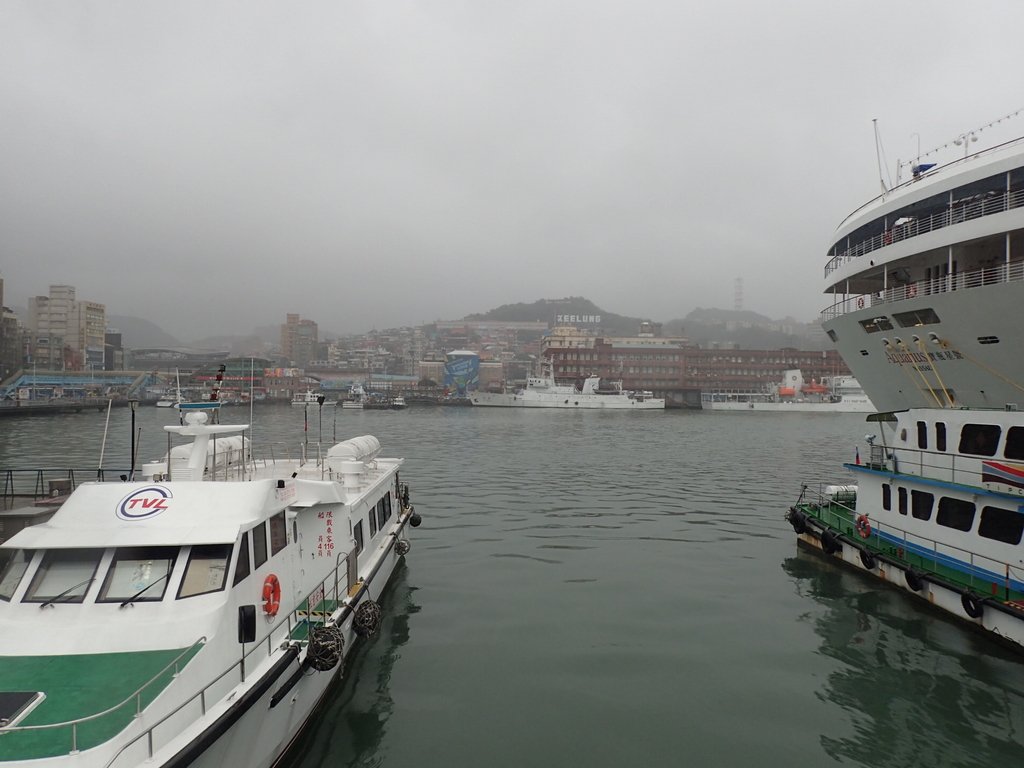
[0,406,422,767]
[470,363,664,410]
[291,389,337,407]
[702,369,874,412]
[788,121,1024,650]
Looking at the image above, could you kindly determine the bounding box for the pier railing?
[1,468,130,510]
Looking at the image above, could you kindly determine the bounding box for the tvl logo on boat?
[117,486,173,521]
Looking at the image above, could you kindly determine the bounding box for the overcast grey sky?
[2,1,1023,339]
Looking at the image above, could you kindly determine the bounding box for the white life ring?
[856,297,865,309]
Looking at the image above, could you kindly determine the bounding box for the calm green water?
[3,405,1024,767]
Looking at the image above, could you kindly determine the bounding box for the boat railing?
[0,636,207,754]
[820,258,1024,321]
[859,443,1008,490]
[824,186,1024,278]
[101,555,353,768]
[804,483,1024,595]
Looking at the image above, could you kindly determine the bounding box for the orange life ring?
[856,297,865,309]
[855,515,872,539]
[907,284,917,298]
[262,574,281,617]
[884,230,893,245]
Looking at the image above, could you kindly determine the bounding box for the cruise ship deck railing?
[806,484,1024,595]
[103,553,354,768]
[820,259,1024,321]
[825,187,1024,278]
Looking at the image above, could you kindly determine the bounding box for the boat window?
[898,487,907,515]
[917,421,928,450]
[233,533,251,587]
[98,547,177,603]
[959,424,1001,457]
[936,422,947,453]
[858,317,893,334]
[978,506,1024,545]
[910,490,933,521]
[368,505,378,536]
[936,498,975,532]
[178,544,232,599]
[353,521,364,555]
[826,329,838,342]
[383,493,392,523]
[892,308,941,327]
[0,549,32,601]
[1005,426,1024,460]
[23,549,104,604]
[253,523,268,569]
[269,512,288,556]
[376,499,387,529]
[882,484,891,511]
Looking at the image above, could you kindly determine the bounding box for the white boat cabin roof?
[1,479,277,550]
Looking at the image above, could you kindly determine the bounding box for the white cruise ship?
[788,126,1024,650]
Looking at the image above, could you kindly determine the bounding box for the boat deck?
[0,646,199,760]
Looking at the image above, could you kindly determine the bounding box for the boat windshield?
[0,549,33,601]
[177,544,232,599]
[98,546,178,603]
[23,548,104,604]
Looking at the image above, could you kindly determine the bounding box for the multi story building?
[0,276,23,382]
[280,313,318,367]
[25,285,105,371]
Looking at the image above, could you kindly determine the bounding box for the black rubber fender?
[820,529,841,555]
[859,549,877,570]
[787,508,808,534]
[904,568,924,592]
[961,591,985,620]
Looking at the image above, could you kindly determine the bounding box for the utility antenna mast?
[874,119,891,194]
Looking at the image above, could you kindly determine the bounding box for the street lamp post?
[129,399,139,481]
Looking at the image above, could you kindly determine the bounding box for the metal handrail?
[819,259,1024,321]
[824,186,1024,278]
[0,636,207,752]
[102,555,352,767]
[805,485,1024,594]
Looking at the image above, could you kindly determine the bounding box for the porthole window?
[882,483,891,511]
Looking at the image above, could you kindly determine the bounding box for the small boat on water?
[291,389,337,407]
[470,362,664,410]
[340,384,365,410]
[788,117,1024,651]
[0,405,422,768]
[702,369,875,412]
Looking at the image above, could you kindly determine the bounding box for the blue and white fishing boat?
[0,405,422,767]
[788,119,1024,650]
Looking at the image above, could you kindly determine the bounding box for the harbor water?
[2,405,1023,767]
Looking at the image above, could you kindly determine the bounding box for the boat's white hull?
[798,527,1024,650]
[702,398,874,413]
[166,558,400,768]
[470,392,664,409]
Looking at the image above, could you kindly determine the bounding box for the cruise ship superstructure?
[788,132,1024,650]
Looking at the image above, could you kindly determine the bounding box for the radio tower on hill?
[734,277,744,312]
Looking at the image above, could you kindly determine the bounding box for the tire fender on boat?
[787,507,807,534]
[820,529,841,555]
[961,591,985,620]
[904,568,924,592]
[262,573,282,617]
[858,548,877,570]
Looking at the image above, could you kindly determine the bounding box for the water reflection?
[278,563,418,768]
[783,550,1024,765]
